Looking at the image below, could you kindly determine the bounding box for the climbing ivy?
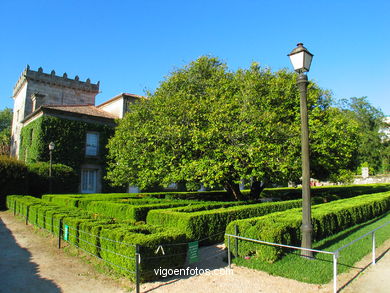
[20,115,121,192]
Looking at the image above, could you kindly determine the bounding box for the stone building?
[10,66,142,193]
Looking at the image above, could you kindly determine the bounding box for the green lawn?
[233,212,390,284]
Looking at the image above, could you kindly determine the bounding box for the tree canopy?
[0,108,12,156]
[340,97,387,174]
[107,56,359,200]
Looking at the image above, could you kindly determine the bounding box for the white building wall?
[98,98,123,118]
[10,83,28,157]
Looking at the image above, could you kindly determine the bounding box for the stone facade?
[9,66,147,193]
[11,66,99,157]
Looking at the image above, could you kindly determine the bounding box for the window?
[85,132,99,156]
[29,129,34,143]
[81,169,98,193]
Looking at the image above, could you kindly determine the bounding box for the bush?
[83,200,196,221]
[0,156,28,209]
[225,191,390,263]
[42,193,139,208]
[7,194,188,281]
[1,157,79,209]
[99,225,187,281]
[258,184,390,200]
[27,162,78,196]
[147,200,302,243]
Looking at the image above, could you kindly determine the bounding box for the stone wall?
[353,175,390,185]
[10,66,100,158]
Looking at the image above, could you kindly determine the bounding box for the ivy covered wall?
[20,115,123,192]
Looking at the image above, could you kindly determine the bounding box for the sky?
[0,0,389,114]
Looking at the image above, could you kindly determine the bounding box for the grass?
[233,212,390,284]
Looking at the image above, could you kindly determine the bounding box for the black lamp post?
[49,141,55,193]
[288,43,314,258]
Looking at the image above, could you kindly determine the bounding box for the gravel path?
[0,211,131,293]
[1,210,389,293]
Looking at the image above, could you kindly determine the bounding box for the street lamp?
[49,141,55,193]
[288,43,314,258]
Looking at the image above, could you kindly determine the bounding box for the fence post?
[372,232,376,265]
[333,252,338,293]
[25,206,29,225]
[227,235,231,269]
[58,220,62,249]
[234,225,238,257]
[135,244,140,293]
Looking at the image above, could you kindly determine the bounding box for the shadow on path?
[143,243,229,292]
[0,217,61,293]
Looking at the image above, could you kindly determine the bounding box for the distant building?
[381,116,390,141]
[10,66,142,193]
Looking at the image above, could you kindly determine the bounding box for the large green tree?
[340,97,386,174]
[0,108,12,156]
[107,56,359,200]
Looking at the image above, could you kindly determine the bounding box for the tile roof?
[42,104,118,119]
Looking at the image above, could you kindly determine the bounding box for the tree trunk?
[249,179,266,200]
[224,181,246,201]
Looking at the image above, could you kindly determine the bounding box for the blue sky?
[1,0,389,114]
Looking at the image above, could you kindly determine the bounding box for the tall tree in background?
[0,108,12,156]
[340,97,386,174]
[107,56,359,200]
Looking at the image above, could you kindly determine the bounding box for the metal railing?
[226,220,390,293]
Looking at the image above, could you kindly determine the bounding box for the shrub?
[7,194,188,282]
[0,156,28,209]
[83,200,218,221]
[147,200,302,243]
[259,184,390,200]
[27,162,78,196]
[99,225,187,281]
[42,193,147,208]
[225,191,390,263]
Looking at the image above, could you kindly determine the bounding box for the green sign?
[64,225,69,241]
[188,241,199,263]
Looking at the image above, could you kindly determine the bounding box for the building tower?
[10,66,99,157]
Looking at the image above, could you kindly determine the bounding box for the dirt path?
[1,210,389,293]
[0,211,132,293]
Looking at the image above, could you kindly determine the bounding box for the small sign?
[64,224,69,241]
[362,167,369,178]
[188,241,199,264]
[155,245,165,255]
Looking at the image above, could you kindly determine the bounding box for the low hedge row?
[83,200,197,221]
[99,225,187,281]
[147,199,302,243]
[6,195,187,281]
[225,191,390,263]
[259,184,390,200]
[41,193,143,208]
[1,157,80,210]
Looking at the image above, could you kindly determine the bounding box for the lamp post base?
[301,223,313,258]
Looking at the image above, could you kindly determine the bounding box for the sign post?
[188,241,199,264]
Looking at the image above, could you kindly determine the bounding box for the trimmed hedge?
[27,162,78,196]
[41,193,143,208]
[83,200,195,221]
[225,191,390,263]
[259,184,390,200]
[7,195,187,281]
[99,225,187,281]
[147,199,302,243]
[0,156,28,209]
